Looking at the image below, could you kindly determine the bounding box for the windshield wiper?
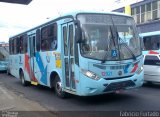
[101,26,116,63]
[115,27,137,61]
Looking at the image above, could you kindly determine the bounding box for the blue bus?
[140,31,160,84]
[8,11,144,98]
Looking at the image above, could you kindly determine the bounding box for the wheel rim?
[56,81,62,94]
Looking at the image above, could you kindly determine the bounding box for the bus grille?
[110,65,126,70]
[104,75,133,80]
[103,80,135,92]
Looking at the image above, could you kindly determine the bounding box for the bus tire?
[20,71,29,86]
[54,75,67,98]
[146,81,153,85]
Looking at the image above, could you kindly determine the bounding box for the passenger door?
[28,33,37,83]
[62,22,76,91]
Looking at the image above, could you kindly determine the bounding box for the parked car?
[0,60,8,72]
[143,55,160,84]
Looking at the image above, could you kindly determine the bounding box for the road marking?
[0,106,15,111]
[0,86,14,100]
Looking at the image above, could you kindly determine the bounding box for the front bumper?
[78,70,144,96]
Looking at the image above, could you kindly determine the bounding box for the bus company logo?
[118,71,122,76]
[102,71,112,76]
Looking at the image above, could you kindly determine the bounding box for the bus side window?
[41,26,48,51]
[13,38,17,54]
[143,37,151,50]
[63,26,68,55]
[36,29,41,51]
[9,40,12,55]
[16,37,20,54]
[51,39,57,50]
[41,23,57,51]
[11,39,14,54]
[20,36,23,54]
[158,36,160,49]
[41,39,49,51]
[23,34,28,54]
[51,23,57,50]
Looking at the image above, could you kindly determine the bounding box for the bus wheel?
[54,76,67,98]
[20,71,29,86]
[146,81,153,86]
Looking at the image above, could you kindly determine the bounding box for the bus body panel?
[9,54,20,78]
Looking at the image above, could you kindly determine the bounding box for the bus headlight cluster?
[136,65,143,74]
[81,69,100,80]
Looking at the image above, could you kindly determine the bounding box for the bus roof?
[140,31,160,37]
[61,11,132,18]
[9,11,132,39]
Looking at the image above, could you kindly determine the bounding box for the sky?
[0,0,142,42]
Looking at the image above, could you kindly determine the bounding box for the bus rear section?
[141,31,160,83]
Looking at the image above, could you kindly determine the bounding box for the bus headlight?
[81,69,100,80]
[136,65,143,74]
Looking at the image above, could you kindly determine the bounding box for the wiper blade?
[113,23,137,61]
[117,33,137,61]
[101,26,116,63]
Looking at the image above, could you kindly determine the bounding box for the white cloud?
[0,0,141,42]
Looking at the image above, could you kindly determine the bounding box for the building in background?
[0,0,31,57]
[113,0,160,33]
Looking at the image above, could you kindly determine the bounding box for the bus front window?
[112,16,141,60]
[81,23,119,60]
[77,14,141,61]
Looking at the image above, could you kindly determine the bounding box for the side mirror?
[74,20,82,43]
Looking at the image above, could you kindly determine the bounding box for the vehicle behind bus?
[8,11,144,98]
[0,43,9,72]
[140,31,160,84]
[0,60,8,72]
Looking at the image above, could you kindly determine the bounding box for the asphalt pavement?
[0,72,160,116]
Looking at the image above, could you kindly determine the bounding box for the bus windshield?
[77,14,141,61]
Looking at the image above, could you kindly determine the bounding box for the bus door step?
[31,81,38,85]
